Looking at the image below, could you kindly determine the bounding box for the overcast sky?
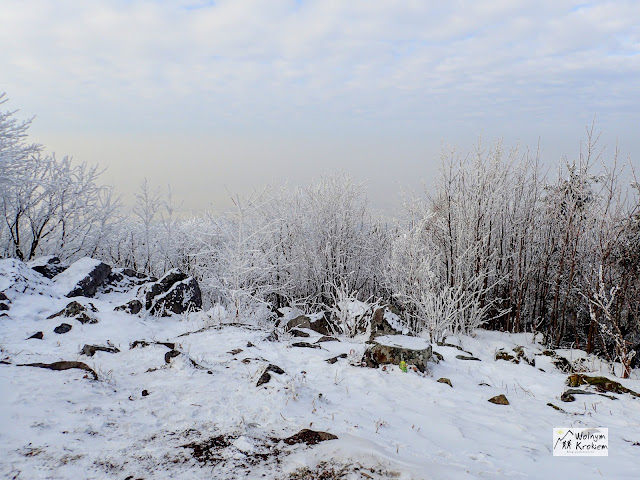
[1,0,638,213]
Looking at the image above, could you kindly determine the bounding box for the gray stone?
[363,337,432,373]
[53,323,72,334]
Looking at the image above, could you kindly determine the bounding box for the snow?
[375,335,431,350]
[1,284,640,479]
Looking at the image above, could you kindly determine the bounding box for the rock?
[256,371,271,387]
[326,353,348,364]
[456,355,481,361]
[291,342,320,349]
[0,258,53,296]
[265,364,284,375]
[495,349,517,363]
[363,335,432,373]
[547,403,565,412]
[290,329,310,338]
[0,292,8,301]
[432,351,444,363]
[53,323,72,334]
[552,355,573,373]
[53,257,112,298]
[513,346,535,366]
[560,392,576,402]
[80,344,120,357]
[309,316,337,336]
[284,315,336,336]
[28,256,68,279]
[47,301,98,324]
[101,268,156,294]
[566,374,640,397]
[437,377,453,387]
[488,394,510,405]
[165,350,181,364]
[27,331,43,340]
[283,429,338,446]
[369,307,407,341]
[246,342,255,348]
[316,336,339,343]
[142,389,149,397]
[0,302,8,311]
[114,299,143,315]
[228,348,243,355]
[284,315,311,330]
[130,340,175,350]
[142,269,202,316]
[17,360,98,379]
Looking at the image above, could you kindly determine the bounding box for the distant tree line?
[2,95,638,376]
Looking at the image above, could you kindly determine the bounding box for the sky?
[1,0,639,214]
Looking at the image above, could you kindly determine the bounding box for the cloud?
[1,0,638,196]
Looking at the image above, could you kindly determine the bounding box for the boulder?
[363,335,432,373]
[53,257,111,298]
[27,331,43,340]
[142,269,202,316]
[47,301,98,324]
[28,256,68,279]
[53,323,72,334]
[369,307,407,341]
[114,299,143,315]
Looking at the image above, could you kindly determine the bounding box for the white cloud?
[1,0,638,210]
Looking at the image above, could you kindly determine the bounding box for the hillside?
[1,258,639,479]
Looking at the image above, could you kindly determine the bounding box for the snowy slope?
[1,279,640,479]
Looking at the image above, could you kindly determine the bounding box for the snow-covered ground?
[1,269,639,479]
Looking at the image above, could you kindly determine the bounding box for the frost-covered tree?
[0,94,119,261]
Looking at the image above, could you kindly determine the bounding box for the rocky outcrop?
[141,269,202,316]
[101,268,156,294]
[28,256,68,279]
[363,335,432,373]
[53,257,111,298]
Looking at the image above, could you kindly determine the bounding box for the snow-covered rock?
[0,258,53,298]
[27,255,68,279]
[52,257,111,298]
[141,268,202,316]
[363,334,432,373]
